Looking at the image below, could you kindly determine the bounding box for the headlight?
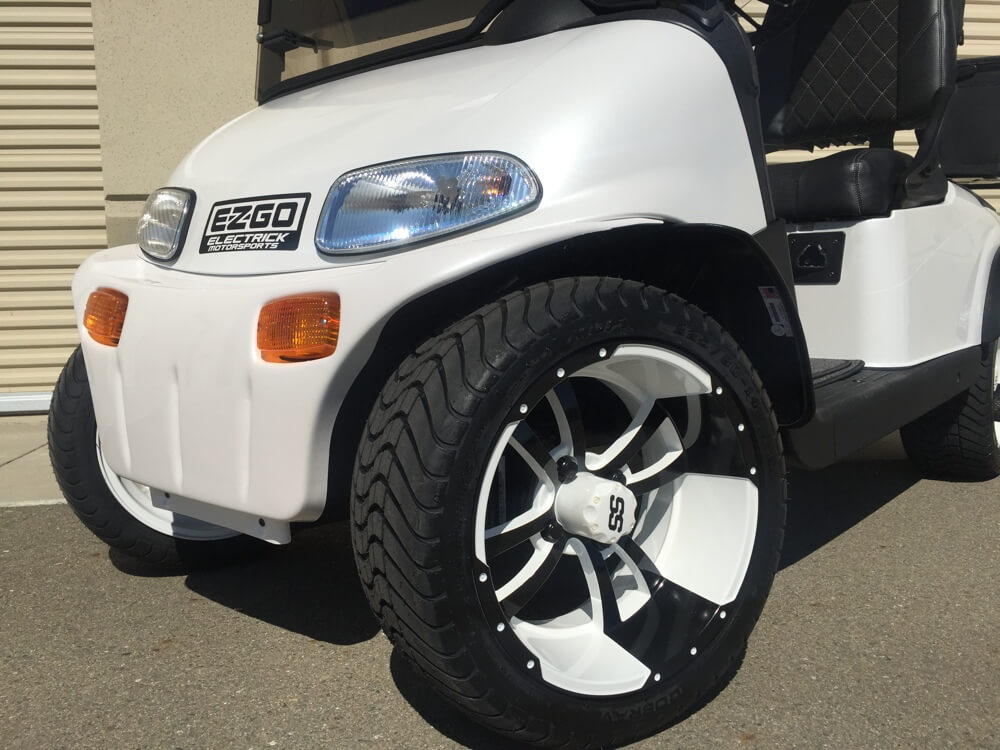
[137,188,195,260]
[315,152,540,254]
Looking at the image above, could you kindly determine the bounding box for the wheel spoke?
[627,466,682,496]
[575,539,622,632]
[485,505,554,557]
[590,398,675,474]
[509,421,559,489]
[547,380,587,464]
[647,473,758,605]
[616,536,664,590]
[498,538,567,617]
[605,536,720,668]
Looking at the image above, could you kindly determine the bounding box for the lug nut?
[557,455,578,483]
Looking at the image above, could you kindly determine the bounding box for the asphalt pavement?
[1,417,997,749]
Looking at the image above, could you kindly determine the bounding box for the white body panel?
[794,186,1000,367]
[167,19,766,277]
[75,220,645,524]
[75,19,766,530]
[71,17,1000,536]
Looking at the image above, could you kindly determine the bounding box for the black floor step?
[786,347,983,470]
[810,358,865,387]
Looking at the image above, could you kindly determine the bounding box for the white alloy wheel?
[95,436,237,542]
[351,278,786,747]
[472,344,759,696]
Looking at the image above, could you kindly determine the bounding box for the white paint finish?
[475,422,519,563]
[151,492,290,545]
[163,20,766,277]
[75,246,382,523]
[75,219,637,525]
[515,618,651,697]
[96,435,236,542]
[553,475,637,544]
[653,473,758,606]
[794,185,1000,366]
[510,539,653,696]
[578,345,714,403]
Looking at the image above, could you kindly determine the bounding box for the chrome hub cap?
[474,344,759,696]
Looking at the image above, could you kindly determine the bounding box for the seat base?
[768,149,913,223]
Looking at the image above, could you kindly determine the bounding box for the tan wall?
[91,0,258,246]
[0,1,108,393]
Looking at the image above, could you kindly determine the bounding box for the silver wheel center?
[554,473,637,544]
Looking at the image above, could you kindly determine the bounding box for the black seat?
[754,0,963,221]
[768,148,912,222]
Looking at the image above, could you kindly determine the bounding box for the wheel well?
[322,222,812,520]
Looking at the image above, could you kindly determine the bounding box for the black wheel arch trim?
[982,246,1000,343]
[322,220,814,521]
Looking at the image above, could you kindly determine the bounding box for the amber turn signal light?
[83,287,129,347]
[257,293,341,363]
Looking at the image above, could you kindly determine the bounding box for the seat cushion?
[768,148,914,222]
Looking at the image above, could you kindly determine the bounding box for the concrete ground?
[1,415,997,749]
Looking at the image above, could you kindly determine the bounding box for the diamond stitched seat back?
[756,0,958,149]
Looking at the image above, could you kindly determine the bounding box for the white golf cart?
[49,0,1000,746]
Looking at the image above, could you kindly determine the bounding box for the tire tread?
[351,278,787,747]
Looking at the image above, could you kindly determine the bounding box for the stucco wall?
[91,0,258,246]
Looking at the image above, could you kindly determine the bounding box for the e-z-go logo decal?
[200,193,310,253]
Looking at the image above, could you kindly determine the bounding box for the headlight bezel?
[315,152,542,256]
[137,187,196,262]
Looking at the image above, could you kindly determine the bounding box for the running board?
[784,346,984,470]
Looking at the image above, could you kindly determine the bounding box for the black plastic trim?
[983,247,1000,343]
[484,0,595,44]
[257,0,513,103]
[789,231,845,285]
[784,345,984,470]
[810,358,865,388]
[753,218,794,292]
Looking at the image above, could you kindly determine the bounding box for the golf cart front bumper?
[73,246,391,542]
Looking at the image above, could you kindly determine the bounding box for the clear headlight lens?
[315,153,540,254]
[137,188,194,260]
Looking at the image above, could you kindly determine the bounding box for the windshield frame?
[256,0,515,103]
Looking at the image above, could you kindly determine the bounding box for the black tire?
[351,278,787,748]
[48,347,265,570]
[901,340,1000,480]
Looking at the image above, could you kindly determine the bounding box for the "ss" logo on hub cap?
[608,495,625,532]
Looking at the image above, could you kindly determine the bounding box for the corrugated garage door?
[0,0,105,403]
[743,0,1000,210]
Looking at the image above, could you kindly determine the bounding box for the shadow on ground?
[392,435,924,747]
[107,434,924,745]
[780,434,920,569]
[179,521,377,645]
